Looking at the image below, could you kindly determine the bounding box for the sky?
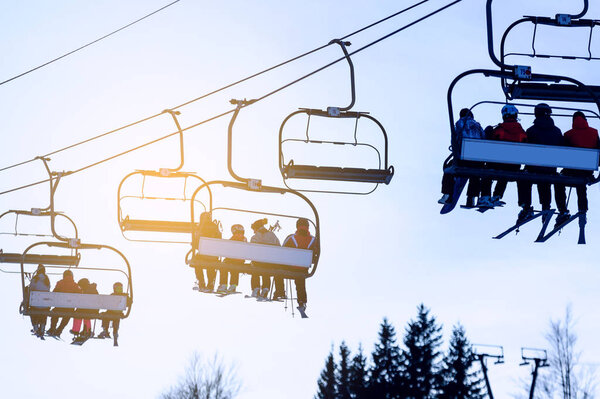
[1,0,600,398]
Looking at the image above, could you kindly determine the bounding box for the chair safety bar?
[197,237,313,268]
[505,83,600,103]
[461,139,600,170]
[120,218,199,233]
[29,291,127,311]
[188,258,309,280]
[20,241,133,321]
[282,164,394,184]
[0,252,80,266]
[445,165,594,186]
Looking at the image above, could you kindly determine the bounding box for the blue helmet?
[501,104,518,118]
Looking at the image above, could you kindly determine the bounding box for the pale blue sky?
[1,1,599,398]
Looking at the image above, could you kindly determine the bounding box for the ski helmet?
[534,103,552,117]
[501,104,518,118]
[231,224,244,234]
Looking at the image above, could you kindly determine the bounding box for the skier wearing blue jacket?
[29,264,50,339]
[439,108,485,207]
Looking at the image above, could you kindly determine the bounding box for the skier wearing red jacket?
[47,269,81,337]
[479,105,527,208]
[554,112,600,226]
[216,224,246,294]
[282,218,318,314]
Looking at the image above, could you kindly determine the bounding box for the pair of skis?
[243,294,308,318]
[71,334,92,346]
[494,210,586,244]
[193,285,241,298]
[193,285,309,318]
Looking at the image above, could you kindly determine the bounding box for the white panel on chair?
[29,291,127,311]
[461,139,600,170]
[197,237,313,268]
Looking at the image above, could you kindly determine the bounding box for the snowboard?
[440,177,467,214]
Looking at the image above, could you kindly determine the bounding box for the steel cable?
[0,0,463,196]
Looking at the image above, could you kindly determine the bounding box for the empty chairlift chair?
[0,210,80,269]
[486,0,600,103]
[278,40,394,194]
[0,157,81,271]
[117,109,211,243]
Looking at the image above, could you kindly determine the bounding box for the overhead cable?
[0,0,182,88]
[0,0,428,173]
[0,0,463,196]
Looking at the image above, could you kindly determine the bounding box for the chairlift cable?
[339,0,429,40]
[152,0,430,111]
[0,0,430,173]
[0,0,182,88]
[252,0,463,103]
[0,0,464,196]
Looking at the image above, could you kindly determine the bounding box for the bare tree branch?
[160,352,241,399]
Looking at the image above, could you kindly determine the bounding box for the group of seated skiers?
[192,212,317,313]
[440,103,600,227]
[27,265,127,342]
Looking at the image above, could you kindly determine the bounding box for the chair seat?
[283,164,394,184]
[507,82,600,103]
[120,218,198,233]
[0,252,80,266]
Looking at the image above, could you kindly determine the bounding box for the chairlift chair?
[444,68,599,243]
[186,180,320,281]
[20,240,133,345]
[487,0,600,103]
[445,69,600,188]
[278,40,394,194]
[0,157,80,272]
[0,210,80,268]
[117,109,212,243]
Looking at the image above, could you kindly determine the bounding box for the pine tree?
[367,318,402,399]
[438,324,484,399]
[316,350,338,399]
[348,344,368,399]
[399,304,443,399]
[337,341,352,399]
